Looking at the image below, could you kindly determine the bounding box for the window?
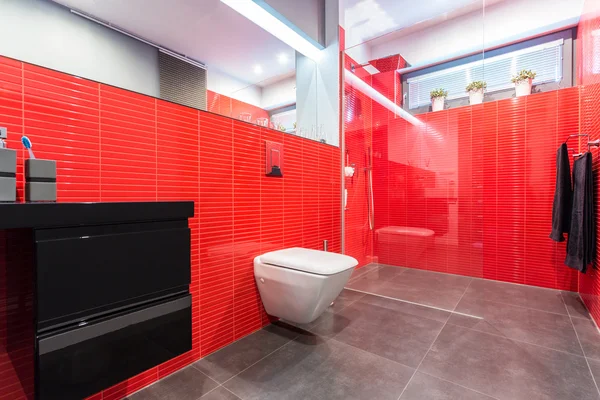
[406,38,564,109]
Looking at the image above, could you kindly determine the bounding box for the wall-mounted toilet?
[254,247,358,324]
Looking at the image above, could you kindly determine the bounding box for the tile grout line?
[307,288,372,333]
[217,340,294,397]
[217,329,302,389]
[342,287,483,319]
[395,279,473,400]
[197,384,221,399]
[442,319,590,359]
[190,325,266,373]
[461,293,575,318]
[124,364,220,399]
[346,263,382,283]
[347,282,593,359]
[562,292,600,397]
[220,384,243,399]
[417,370,500,400]
[345,265,407,292]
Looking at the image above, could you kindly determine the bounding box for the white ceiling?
[343,0,584,70]
[343,0,491,49]
[52,0,296,87]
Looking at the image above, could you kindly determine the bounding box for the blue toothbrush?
[21,136,35,159]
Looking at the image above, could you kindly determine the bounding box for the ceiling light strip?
[70,9,206,70]
[345,71,424,127]
[220,0,323,61]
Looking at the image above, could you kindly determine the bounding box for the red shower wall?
[344,56,374,268]
[343,35,406,268]
[577,0,600,326]
[0,56,341,400]
[370,88,580,291]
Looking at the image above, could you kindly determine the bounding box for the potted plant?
[430,88,448,112]
[466,81,486,105]
[511,69,536,97]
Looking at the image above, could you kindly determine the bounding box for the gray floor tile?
[586,358,600,389]
[372,269,472,310]
[349,264,381,281]
[311,299,445,367]
[572,317,600,361]
[193,323,299,383]
[345,266,405,293]
[308,292,450,339]
[284,289,365,331]
[359,293,451,323]
[465,279,568,315]
[400,372,496,400]
[419,324,598,400]
[126,366,219,400]
[201,386,241,400]
[329,288,366,312]
[223,333,414,400]
[448,297,582,355]
[562,291,592,320]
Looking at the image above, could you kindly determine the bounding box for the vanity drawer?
[37,294,192,400]
[35,220,191,330]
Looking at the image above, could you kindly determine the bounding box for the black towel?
[550,143,572,242]
[565,152,595,273]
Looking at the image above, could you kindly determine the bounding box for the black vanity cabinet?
[0,202,194,400]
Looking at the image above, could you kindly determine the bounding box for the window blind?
[407,39,564,109]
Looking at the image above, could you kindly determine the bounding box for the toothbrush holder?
[0,148,17,202]
[25,159,57,202]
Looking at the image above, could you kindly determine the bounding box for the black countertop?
[0,201,195,229]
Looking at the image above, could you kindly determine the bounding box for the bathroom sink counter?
[0,201,194,229]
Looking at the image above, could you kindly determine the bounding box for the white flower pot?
[515,79,533,97]
[431,97,445,112]
[469,89,484,105]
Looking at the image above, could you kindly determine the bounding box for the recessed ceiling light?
[220,0,323,61]
[254,65,263,74]
[278,54,289,64]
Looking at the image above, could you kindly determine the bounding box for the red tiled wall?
[577,0,600,326]
[206,89,269,124]
[345,60,583,291]
[373,89,580,290]
[0,56,341,400]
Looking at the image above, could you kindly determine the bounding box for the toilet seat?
[260,247,358,275]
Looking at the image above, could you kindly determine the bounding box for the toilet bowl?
[254,247,358,324]
[376,226,435,267]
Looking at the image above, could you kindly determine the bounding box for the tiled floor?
[127,264,600,400]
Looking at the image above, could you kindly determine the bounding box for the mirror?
[50,0,332,145]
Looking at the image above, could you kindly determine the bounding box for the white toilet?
[254,247,358,324]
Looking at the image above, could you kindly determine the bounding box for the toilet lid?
[259,247,358,275]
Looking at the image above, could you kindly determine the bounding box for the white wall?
[207,68,262,107]
[0,0,159,97]
[370,0,584,69]
[260,76,296,110]
[296,0,341,146]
